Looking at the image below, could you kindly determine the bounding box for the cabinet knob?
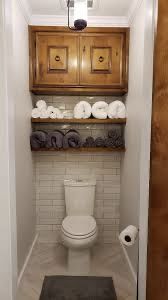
[83,46,86,52]
[55,55,61,62]
[99,56,104,63]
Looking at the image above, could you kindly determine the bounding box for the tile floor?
[17,241,137,300]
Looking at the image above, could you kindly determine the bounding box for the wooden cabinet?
[35,32,79,86]
[80,34,126,88]
[29,26,129,95]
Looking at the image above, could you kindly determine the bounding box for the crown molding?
[29,15,129,27]
[16,0,31,23]
[17,0,142,27]
[127,0,143,25]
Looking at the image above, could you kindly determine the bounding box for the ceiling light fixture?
[67,0,88,31]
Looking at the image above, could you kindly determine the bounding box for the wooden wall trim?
[28,26,129,34]
[147,0,168,299]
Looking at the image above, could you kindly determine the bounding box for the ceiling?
[27,0,136,17]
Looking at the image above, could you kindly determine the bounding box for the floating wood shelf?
[31,118,126,124]
[31,147,126,152]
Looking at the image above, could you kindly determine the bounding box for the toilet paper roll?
[119,225,138,247]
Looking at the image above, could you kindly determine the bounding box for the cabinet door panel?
[35,33,79,86]
[80,34,125,87]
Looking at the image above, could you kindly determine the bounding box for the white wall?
[138,0,156,298]
[0,0,17,298]
[120,0,146,274]
[120,0,155,290]
[13,0,36,274]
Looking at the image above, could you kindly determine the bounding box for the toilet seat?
[62,216,97,239]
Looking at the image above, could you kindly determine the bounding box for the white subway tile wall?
[32,95,124,243]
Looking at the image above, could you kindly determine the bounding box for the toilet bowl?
[61,216,98,249]
[61,179,98,274]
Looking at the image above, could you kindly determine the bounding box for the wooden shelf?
[31,118,126,124]
[31,147,125,152]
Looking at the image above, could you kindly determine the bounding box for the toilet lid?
[62,216,96,236]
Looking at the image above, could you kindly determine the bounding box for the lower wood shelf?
[31,147,125,152]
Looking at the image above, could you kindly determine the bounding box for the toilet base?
[68,248,90,275]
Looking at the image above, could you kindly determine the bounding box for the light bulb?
[74,0,88,30]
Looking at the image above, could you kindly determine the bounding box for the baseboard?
[17,233,39,286]
[119,238,137,284]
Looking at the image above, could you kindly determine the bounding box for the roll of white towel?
[108,101,126,119]
[92,101,108,119]
[74,101,92,119]
[47,106,55,114]
[36,100,47,111]
[50,108,63,119]
[31,108,41,118]
[40,109,50,119]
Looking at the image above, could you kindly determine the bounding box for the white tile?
[36,225,53,231]
[104,186,120,194]
[104,175,120,181]
[66,168,90,175]
[104,224,119,231]
[103,162,120,169]
[94,207,104,218]
[37,174,53,180]
[39,206,65,212]
[52,181,64,187]
[52,186,64,193]
[53,200,65,206]
[39,193,64,200]
[36,186,53,194]
[39,218,63,225]
[39,181,53,187]
[36,200,53,206]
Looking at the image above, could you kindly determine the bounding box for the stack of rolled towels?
[31,100,126,120]
[74,100,126,119]
[30,130,81,150]
[31,100,74,119]
[31,100,63,119]
[82,130,124,149]
[30,129,124,150]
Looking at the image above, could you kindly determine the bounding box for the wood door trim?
[146,0,168,299]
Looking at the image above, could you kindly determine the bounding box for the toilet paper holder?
[119,225,139,247]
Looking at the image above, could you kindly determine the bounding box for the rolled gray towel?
[115,136,125,148]
[108,129,120,139]
[105,138,116,148]
[95,137,105,147]
[83,136,95,148]
[105,135,125,148]
[46,130,64,149]
[63,130,81,149]
[30,131,47,149]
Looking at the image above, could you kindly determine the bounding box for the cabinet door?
[35,33,79,86]
[80,34,126,88]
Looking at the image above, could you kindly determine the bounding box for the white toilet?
[61,179,98,274]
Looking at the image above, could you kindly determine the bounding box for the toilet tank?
[64,179,96,216]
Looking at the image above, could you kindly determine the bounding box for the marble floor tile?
[17,242,137,300]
